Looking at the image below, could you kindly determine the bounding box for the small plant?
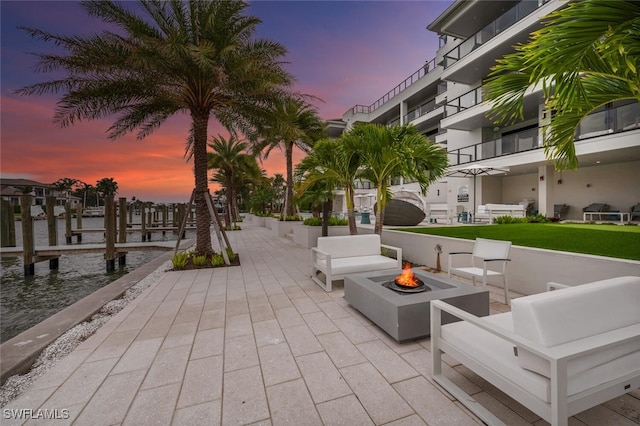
[526,214,550,223]
[226,247,236,261]
[279,214,302,221]
[493,215,528,224]
[211,253,225,267]
[192,254,207,266]
[172,252,190,269]
[303,216,349,226]
[225,225,241,230]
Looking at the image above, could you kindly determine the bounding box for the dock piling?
[1,199,16,247]
[20,195,35,276]
[104,196,116,272]
[46,197,59,270]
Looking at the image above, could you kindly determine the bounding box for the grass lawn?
[396,223,640,261]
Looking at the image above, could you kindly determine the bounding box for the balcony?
[350,57,437,115]
[404,99,438,123]
[447,101,640,166]
[443,0,544,69]
[444,86,483,117]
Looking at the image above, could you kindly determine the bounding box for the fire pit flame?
[395,263,421,288]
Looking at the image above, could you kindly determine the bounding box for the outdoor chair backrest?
[472,238,511,262]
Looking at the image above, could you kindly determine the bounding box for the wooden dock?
[0,241,176,258]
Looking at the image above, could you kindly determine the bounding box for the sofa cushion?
[317,234,382,259]
[512,276,640,377]
[316,255,398,276]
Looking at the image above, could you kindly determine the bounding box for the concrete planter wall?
[381,229,640,296]
[252,215,266,227]
[271,220,301,238]
[292,224,351,248]
[264,217,277,230]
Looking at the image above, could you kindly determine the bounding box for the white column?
[538,165,554,217]
[400,101,407,125]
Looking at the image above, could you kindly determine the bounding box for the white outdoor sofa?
[475,203,526,223]
[311,234,402,292]
[427,203,449,223]
[431,276,640,426]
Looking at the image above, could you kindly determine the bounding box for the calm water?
[0,216,193,343]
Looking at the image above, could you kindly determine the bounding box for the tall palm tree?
[484,0,640,170]
[295,138,361,234]
[255,96,326,217]
[208,134,258,225]
[16,0,292,255]
[344,123,448,235]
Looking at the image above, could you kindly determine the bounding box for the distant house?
[0,178,80,208]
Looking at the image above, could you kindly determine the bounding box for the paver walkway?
[2,224,639,425]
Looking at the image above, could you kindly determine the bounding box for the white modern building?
[336,0,640,222]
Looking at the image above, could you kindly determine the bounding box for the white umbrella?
[446,164,509,217]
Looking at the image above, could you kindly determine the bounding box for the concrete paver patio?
[2,224,639,425]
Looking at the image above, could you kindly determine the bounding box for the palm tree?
[16,0,293,255]
[270,173,286,213]
[344,123,448,235]
[255,96,327,217]
[295,138,361,234]
[484,0,640,170]
[208,134,259,225]
[53,177,78,202]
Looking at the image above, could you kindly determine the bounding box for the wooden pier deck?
[0,241,177,258]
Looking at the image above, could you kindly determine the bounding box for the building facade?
[338,0,640,221]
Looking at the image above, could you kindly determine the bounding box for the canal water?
[0,217,194,343]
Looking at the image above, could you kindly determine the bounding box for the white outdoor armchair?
[448,238,512,304]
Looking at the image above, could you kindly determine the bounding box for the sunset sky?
[1,1,452,203]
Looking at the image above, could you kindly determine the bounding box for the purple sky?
[1,0,452,202]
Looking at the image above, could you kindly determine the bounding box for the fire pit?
[344,269,489,342]
[384,263,431,293]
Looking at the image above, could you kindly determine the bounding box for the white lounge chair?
[448,238,511,304]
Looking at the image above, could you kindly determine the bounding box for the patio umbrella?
[445,164,509,218]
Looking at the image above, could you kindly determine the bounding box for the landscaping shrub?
[493,215,528,224]
[279,214,302,221]
[303,216,349,226]
[192,254,207,266]
[172,252,190,270]
[211,253,225,267]
[226,247,236,262]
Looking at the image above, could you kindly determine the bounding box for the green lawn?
[396,223,640,261]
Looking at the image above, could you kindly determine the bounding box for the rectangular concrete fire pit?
[344,269,489,342]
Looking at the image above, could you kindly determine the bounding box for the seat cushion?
[512,276,640,377]
[441,313,550,402]
[441,313,640,403]
[316,255,398,277]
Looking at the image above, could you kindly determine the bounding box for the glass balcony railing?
[447,102,640,166]
[444,86,483,117]
[443,0,545,69]
[350,57,437,115]
[404,99,438,123]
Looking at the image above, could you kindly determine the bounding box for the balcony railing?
[447,102,640,166]
[404,99,438,123]
[443,0,545,69]
[445,86,483,117]
[350,57,437,115]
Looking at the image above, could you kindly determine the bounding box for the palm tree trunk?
[285,142,295,217]
[192,112,213,254]
[345,186,358,235]
[374,188,385,235]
